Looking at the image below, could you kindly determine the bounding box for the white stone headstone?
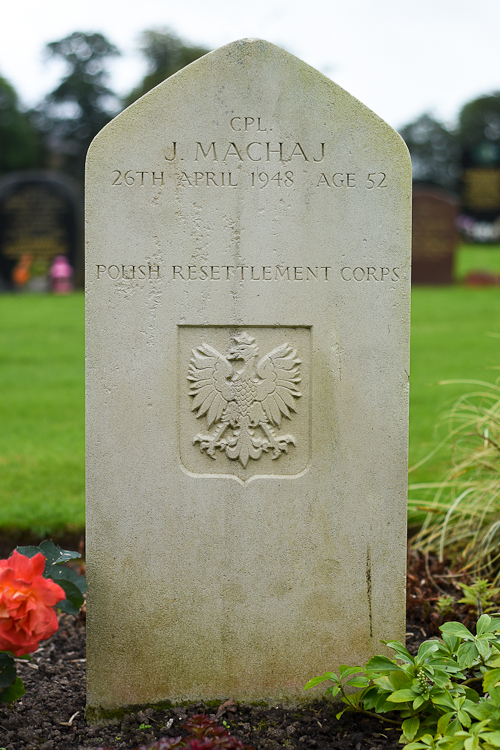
[86,38,411,719]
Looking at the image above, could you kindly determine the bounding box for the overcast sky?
[1,0,499,131]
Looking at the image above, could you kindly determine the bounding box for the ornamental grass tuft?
[409,373,500,583]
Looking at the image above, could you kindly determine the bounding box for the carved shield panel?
[179,325,311,483]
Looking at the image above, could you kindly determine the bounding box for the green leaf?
[304,674,336,689]
[487,617,500,633]
[437,712,454,735]
[458,642,479,669]
[49,565,87,596]
[441,633,460,652]
[464,736,479,750]
[441,622,474,639]
[481,732,500,747]
[16,540,81,569]
[468,702,492,721]
[388,688,418,703]
[484,668,500,692]
[464,687,480,703]
[445,718,462,737]
[432,670,453,689]
[0,677,25,703]
[365,655,402,672]
[486,685,500,706]
[375,691,394,713]
[345,676,370,688]
[0,664,16,690]
[390,671,413,690]
[52,579,84,616]
[386,640,415,663]
[457,710,471,728]
[416,640,441,663]
[39,539,81,567]
[413,695,427,710]
[402,717,420,742]
[338,665,363,680]
[477,615,492,636]
[476,637,491,659]
[430,691,456,711]
[14,545,41,559]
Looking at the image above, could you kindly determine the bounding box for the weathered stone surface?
[86,38,411,715]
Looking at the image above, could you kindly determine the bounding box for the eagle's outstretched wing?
[254,344,302,427]
[187,343,234,427]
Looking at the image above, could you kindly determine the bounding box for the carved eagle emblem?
[187,331,302,467]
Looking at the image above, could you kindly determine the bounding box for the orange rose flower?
[0,551,66,657]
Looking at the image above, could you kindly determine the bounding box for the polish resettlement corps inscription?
[188,331,301,468]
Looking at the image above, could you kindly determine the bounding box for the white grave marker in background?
[86,38,411,718]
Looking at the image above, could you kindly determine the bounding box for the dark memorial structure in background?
[0,171,82,291]
[412,186,458,285]
[458,142,500,243]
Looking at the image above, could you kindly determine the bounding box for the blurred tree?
[124,28,209,106]
[458,93,500,148]
[34,32,120,177]
[0,76,43,174]
[399,113,460,191]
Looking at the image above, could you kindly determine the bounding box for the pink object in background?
[50,255,73,294]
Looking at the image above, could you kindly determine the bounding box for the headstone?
[458,142,500,243]
[86,39,411,719]
[0,171,82,290]
[412,186,458,284]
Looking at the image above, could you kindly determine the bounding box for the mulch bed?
[0,550,478,750]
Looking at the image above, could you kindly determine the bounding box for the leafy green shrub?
[305,614,500,749]
[409,376,500,582]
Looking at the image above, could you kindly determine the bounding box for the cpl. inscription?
[188,332,302,468]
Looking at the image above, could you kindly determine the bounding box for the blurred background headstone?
[412,186,458,285]
[458,142,500,243]
[0,171,82,291]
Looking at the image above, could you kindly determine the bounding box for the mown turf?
[455,244,500,280]
[0,293,84,534]
[409,286,500,489]
[0,263,499,534]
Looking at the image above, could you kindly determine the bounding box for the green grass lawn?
[455,244,500,280]
[0,262,499,535]
[0,293,84,534]
[409,286,500,487]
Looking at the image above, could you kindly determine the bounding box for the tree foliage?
[124,28,209,106]
[399,114,460,191]
[34,32,120,176]
[0,76,43,174]
[458,93,500,148]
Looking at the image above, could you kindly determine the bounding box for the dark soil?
[0,550,480,750]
